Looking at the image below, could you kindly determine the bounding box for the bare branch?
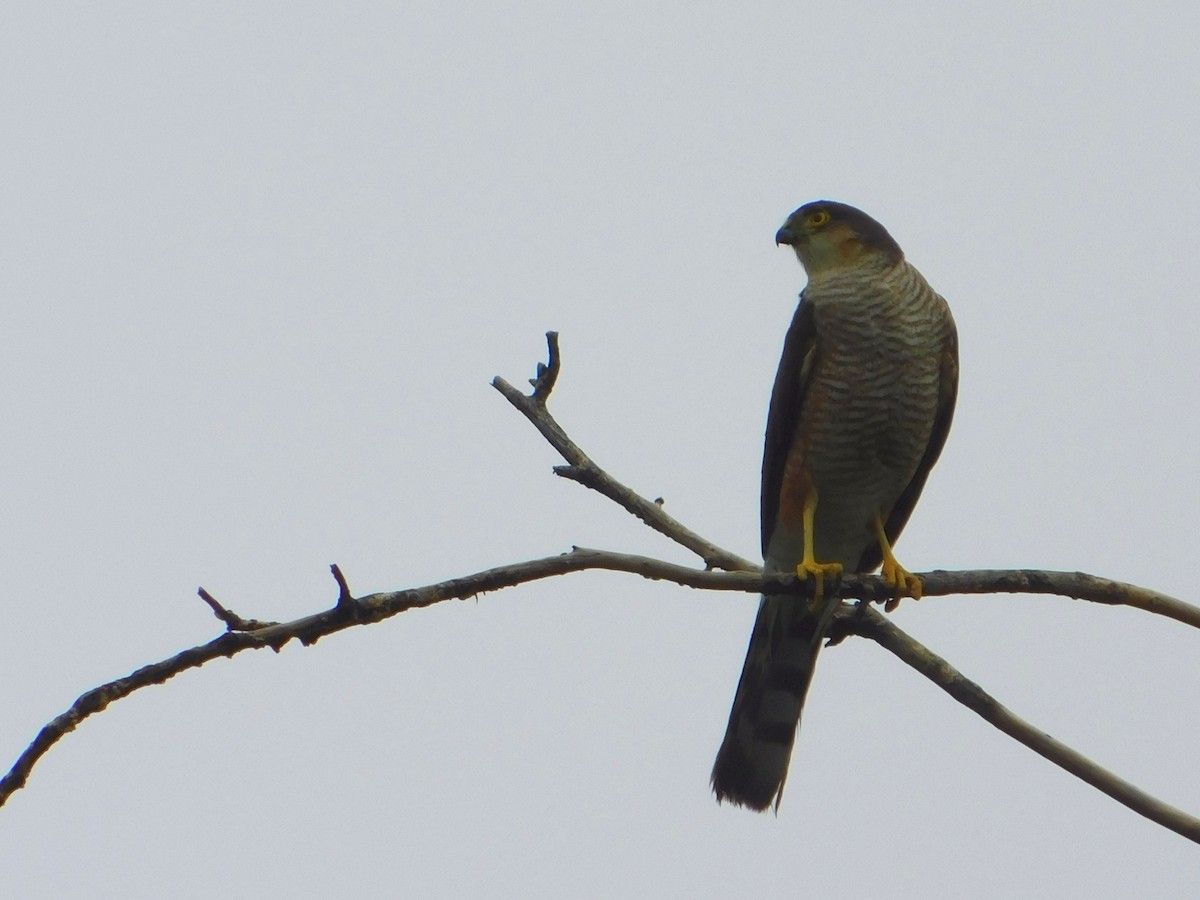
[6,549,1197,817]
[4,332,1198,849]
[492,337,757,573]
[916,568,1200,631]
[834,603,1200,844]
[2,547,769,808]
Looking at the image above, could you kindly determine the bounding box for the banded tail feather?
[711,590,841,810]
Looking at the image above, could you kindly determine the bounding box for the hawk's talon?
[881,558,922,598]
[874,514,923,612]
[796,559,843,610]
[795,560,844,581]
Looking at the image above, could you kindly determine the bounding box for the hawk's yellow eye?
[806,210,831,228]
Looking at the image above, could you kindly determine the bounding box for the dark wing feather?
[760,296,818,558]
[857,314,959,572]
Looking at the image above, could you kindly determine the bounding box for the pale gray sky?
[3,3,1199,897]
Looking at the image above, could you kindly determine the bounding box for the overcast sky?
[3,3,1199,897]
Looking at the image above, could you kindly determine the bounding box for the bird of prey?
[711,200,958,811]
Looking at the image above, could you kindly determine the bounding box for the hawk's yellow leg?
[796,489,843,609]
[873,514,922,611]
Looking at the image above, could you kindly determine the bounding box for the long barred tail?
[711,591,840,810]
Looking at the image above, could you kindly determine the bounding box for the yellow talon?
[796,489,843,609]
[874,514,922,611]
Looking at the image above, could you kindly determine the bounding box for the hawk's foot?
[796,558,844,610]
[880,558,922,611]
[873,513,923,612]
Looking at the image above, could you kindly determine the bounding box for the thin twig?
[196,587,277,632]
[331,564,355,612]
[492,337,757,573]
[529,331,560,402]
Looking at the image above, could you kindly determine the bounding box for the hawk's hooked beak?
[775,225,797,246]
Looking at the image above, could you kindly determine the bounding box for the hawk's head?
[775,201,904,274]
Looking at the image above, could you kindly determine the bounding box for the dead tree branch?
[492,332,757,574]
[837,604,1200,842]
[2,331,1198,846]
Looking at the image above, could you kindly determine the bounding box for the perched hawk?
[712,201,958,811]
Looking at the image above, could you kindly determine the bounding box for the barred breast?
[795,258,951,567]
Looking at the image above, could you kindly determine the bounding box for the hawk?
[711,201,958,811]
